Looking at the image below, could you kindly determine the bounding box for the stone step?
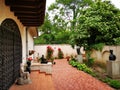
[9,71,55,90]
[31,62,52,74]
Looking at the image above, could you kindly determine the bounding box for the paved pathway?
[52,59,114,90]
[10,71,55,90]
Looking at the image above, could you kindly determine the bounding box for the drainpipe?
[26,27,28,58]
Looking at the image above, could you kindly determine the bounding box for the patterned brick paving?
[10,59,114,90]
[10,71,55,90]
[52,59,114,90]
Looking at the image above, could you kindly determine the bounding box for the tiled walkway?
[52,59,114,90]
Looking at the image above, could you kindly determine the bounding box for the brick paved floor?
[10,71,55,90]
[10,59,114,90]
[52,59,114,90]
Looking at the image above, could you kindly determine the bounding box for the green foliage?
[69,60,120,89]
[48,0,93,31]
[69,60,96,76]
[70,0,120,50]
[46,46,54,60]
[90,43,105,51]
[87,58,95,67]
[103,77,120,89]
[85,51,95,67]
[58,48,64,59]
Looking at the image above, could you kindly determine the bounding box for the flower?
[58,48,64,59]
[46,46,54,60]
[27,57,33,61]
[58,48,61,51]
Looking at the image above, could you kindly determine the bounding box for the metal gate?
[0,19,22,90]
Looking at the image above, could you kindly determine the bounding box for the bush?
[86,51,95,67]
[87,58,95,67]
[46,46,54,60]
[69,60,96,77]
[103,77,120,89]
[58,48,64,59]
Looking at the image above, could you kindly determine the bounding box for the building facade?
[0,0,46,89]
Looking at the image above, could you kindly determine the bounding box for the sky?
[46,0,120,11]
[110,0,120,9]
[46,0,55,11]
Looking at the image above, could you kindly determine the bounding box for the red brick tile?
[10,59,114,90]
[52,59,114,90]
[10,71,55,90]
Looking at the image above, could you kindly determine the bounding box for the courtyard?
[10,59,113,90]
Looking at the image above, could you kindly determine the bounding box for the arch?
[0,18,22,90]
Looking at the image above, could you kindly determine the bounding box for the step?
[10,71,55,90]
[31,62,52,74]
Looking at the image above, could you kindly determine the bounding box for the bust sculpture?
[109,50,116,61]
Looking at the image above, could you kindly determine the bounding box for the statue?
[109,50,116,61]
[40,55,48,64]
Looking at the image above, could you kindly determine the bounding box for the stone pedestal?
[107,60,120,79]
[76,55,83,63]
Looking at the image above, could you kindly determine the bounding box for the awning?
[5,0,46,26]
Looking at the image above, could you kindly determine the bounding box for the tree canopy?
[34,13,71,44]
[35,0,120,51]
[70,0,120,50]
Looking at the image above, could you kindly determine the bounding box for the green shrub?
[87,58,95,67]
[103,77,120,89]
[46,46,54,60]
[86,51,95,67]
[69,60,96,77]
[58,48,64,59]
[69,60,78,67]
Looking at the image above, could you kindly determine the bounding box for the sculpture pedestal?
[107,60,120,79]
[76,55,83,63]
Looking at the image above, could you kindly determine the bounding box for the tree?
[48,0,93,31]
[34,13,71,44]
[70,0,120,50]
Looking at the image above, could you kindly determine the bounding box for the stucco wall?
[34,44,120,63]
[0,0,35,64]
[28,30,34,57]
[34,44,78,58]
[91,46,120,63]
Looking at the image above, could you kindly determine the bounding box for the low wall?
[34,45,120,63]
[34,44,79,58]
[91,46,120,63]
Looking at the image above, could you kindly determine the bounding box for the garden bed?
[69,59,120,89]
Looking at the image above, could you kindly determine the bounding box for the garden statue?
[40,55,48,64]
[109,50,116,61]
[76,45,80,55]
